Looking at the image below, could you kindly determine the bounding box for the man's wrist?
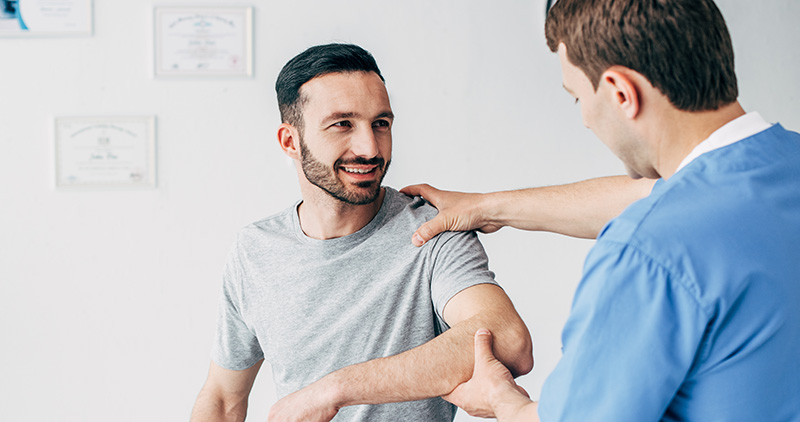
[317,371,348,410]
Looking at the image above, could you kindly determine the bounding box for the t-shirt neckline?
[290,186,395,248]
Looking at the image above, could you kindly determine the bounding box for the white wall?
[1,1,797,421]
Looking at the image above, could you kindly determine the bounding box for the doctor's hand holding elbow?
[444,329,539,422]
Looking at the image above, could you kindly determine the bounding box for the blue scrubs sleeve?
[539,240,708,422]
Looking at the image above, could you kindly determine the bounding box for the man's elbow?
[191,386,248,422]
[499,322,534,377]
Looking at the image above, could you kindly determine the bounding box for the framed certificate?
[0,0,92,37]
[55,116,157,189]
[154,6,253,77]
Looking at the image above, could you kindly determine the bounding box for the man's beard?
[299,137,390,205]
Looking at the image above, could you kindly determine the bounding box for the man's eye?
[332,121,351,127]
[372,120,390,128]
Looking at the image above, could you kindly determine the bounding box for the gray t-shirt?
[212,187,498,421]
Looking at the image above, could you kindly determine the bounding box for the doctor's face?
[296,71,393,205]
[558,44,648,179]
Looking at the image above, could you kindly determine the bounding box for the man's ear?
[601,68,640,120]
[277,123,301,160]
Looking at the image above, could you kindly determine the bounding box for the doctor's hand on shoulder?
[400,184,502,247]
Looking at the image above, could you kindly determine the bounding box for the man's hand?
[443,329,535,420]
[267,378,340,422]
[400,184,502,246]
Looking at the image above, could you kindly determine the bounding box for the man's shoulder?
[235,202,299,244]
[381,186,485,254]
[381,186,440,229]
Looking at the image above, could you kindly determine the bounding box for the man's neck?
[652,101,746,180]
[297,187,386,240]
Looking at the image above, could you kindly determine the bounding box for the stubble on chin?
[299,142,388,205]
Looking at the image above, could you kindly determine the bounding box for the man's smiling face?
[295,71,394,205]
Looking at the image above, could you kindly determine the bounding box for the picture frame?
[154,6,253,77]
[54,116,157,189]
[0,0,93,37]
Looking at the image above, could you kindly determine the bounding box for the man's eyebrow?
[324,112,357,121]
[321,111,394,125]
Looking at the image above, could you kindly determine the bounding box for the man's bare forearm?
[322,309,531,408]
[484,176,654,238]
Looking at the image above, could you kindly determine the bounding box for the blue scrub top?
[539,124,800,421]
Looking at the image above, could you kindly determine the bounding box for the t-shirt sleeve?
[538,240,707,421]
[210,242,264,371]
[427,230,498,326]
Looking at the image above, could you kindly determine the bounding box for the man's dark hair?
[545,0,738,111]
[275,43,385,131]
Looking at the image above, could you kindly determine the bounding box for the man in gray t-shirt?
[190,43,532,422]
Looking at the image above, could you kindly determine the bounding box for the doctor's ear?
[278,123,302,160]
[601,68,640,120]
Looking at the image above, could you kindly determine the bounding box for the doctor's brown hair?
[545,0,738,112]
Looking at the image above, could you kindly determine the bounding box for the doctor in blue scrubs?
[402,0,800,420]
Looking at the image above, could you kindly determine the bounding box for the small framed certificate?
[154,6,253,77]
[55,116,157,189]
[0,0,93,37]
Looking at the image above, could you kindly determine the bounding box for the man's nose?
[350,125,380,157]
